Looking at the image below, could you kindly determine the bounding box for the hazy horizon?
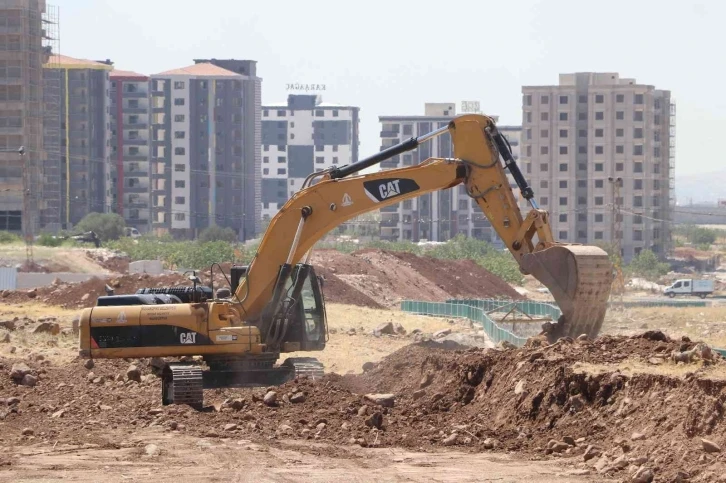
[59,0,724,181]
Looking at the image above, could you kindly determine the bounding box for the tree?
[691,227,716,246]
[626,249,670,282]
[75,212,126,241]
[198,225,238,243]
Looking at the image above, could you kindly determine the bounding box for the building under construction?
[0,0,59,236]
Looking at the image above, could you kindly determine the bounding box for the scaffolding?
[41,2,60,232]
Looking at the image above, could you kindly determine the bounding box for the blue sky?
[59,0,724,177]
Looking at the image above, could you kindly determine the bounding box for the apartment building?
[42,54,112,228]
[260,94,360,219]
[521,73,675,261]
[109,69,151,233]
[149,59,261,241]
[378,103,521,242]
[0,0,53,234]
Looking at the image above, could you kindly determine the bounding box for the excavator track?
[281,357,325,380]
[161,363,204,410]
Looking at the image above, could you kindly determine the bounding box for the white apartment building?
[378,102,521,243]
[521,73,675,261]
[260,94,360,219]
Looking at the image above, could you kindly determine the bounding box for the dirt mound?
[1,273,189,309]
[2,332,723,481]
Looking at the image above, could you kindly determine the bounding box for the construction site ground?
[2,246,726,481]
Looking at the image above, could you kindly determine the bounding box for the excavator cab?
[287,264,327,352]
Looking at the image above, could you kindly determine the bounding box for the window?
[578,95,587,103]
[559,129,568,138]
[595,163,603,172]
[559,214,567,222]
[173,81,184,89]
[559,95,568,104]
[595,129,603,137]
[595,94,604,103]
[540,163,549,172]
[616,111,624,120]
[277,110,286,116]
[526,129,532,140]
[540,180,548,188]
[540,146,549,155]
[634,111,644,122]
[634,94,644,104]
[616,128,624,137]
[402,125,413,135]
[526,112,532,123]
[559,146,568,155]
[578,112,587,121]
[654,131,661,142]
[277,168,286,175]
[524,94,532,106]
[174,213,185,221]
[634,230,643,241]
[578,129,587,138]
[578,196,586,204]
[634,215,642,224]
[541,95,549,104]
[559,197,568,205]
[653,163,660,174]
[578,180,586,188]
[578,213,587,222]
[315,156,324,164]
[332,110,339,117]
[174,114,185,122]
[615,146,624,155]
[633,145,643,156]
[174,147,185,155]
[263,156,269,163]
[634,128,643,139]
[540,196,548,205]
[595,111,604,121]
[595,179,604,188]
[174,131,185,139]
[595,146,604,155]
[315,110,324,117]
[634,196,643,207]
[174,164,185,172]
[634,162,643,173]
[653,180,660,190]
[174,180,185,188]
[174,196,185,204]
[540,112,548,121]
[595,232,603,240]
[616,94,624,103]
[559,180,567,189]
[616,162,624,171]
[578,146,586,154]
[634,179,643,190]
[277,156,286,163]
[263,110,269,117]
[174,98,184,106]
[595,214,603,222]
[595,196,604,206]
[578,163,586,170]
[333,145,339,152]
[559,231,568,239]
[540,129,549,137]
[559,112,568,121]
[654,114,661,125]
[559,163,568,172]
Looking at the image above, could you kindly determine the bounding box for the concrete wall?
[16,272,106,290]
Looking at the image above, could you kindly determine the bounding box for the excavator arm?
[236,114,612,340]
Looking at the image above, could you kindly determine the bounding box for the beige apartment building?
[520,73,675,261]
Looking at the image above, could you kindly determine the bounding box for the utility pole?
[19,146,34,266]
[608,176,624,308]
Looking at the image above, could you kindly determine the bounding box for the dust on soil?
[1,330,723,482]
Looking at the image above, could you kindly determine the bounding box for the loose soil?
[1,330,724,481]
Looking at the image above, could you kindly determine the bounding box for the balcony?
[124,122,148,129]
[122,107,148,114]
[380,130,399,138]
[123,138,149,146]
[122,154,149,161]
[123,169,149,177]
[125,201,149,209]
[122,91,148,98]
[124,186,149,194]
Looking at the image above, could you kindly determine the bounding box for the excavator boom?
[237,114,612,340]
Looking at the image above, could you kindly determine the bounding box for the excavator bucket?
[521,245,613,341]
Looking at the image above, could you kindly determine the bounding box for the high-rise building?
[109,69,151,233]
[260,94,360,220]
[149,60,261,240]
[43,54,112,228]
[0,0,57,234]
[378,103,521,243]
[521,73,675,261]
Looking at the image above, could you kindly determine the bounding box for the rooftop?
[153,62,241,77]
[44,54,112,70]
[110,69,148,79]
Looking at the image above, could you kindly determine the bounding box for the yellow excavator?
[78,114,612,409]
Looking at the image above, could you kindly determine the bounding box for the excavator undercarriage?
[77,113,612,410]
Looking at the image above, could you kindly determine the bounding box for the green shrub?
[36,232,64,247]
[0,231,21,244]
[625,249,670,281]
[74,212,126,241]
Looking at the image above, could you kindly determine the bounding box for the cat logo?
[378,180,401,200]
[341,193,353,207]
[116,311,127,323]
[180,332,197,344]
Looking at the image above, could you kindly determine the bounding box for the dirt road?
[0,430,604,483]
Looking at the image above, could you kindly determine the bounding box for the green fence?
[401,300,531,347]
[504,298,709,309]
[403,298,725,353]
